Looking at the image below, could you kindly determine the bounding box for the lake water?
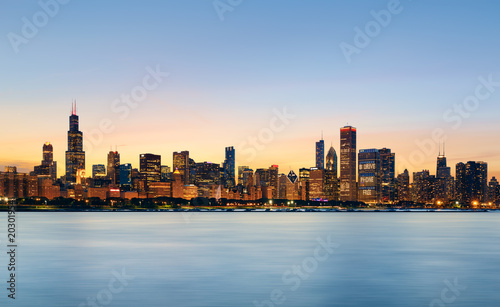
[0,212,499,307]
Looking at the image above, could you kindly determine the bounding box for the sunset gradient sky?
[1,0,500,180]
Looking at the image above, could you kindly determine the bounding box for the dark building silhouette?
[120,164,132,187]
[379,148,395,203]
[412,170,435,204]
[435,147,453,202]
[397,169,410,202]
[456,161,488,205]
[33,142,57,180]
[223,146,235,188]
[316,138,324,169]
[488,177,499,204]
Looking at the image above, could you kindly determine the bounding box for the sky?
[1,0,500,180]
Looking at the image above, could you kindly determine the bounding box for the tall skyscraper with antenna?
[65,101,85,183]
[436,142,453,201]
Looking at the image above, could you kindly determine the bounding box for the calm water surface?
[0,212,499,306]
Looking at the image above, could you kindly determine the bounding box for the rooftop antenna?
[439,142,441,156]
[443,141,445,156]
[321,130,323,140]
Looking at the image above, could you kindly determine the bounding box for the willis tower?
[65,101,85,183]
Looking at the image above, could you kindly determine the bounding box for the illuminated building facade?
[195,162,221,185]
[358,149,380,204]
[173,151,189,185]
[324,146,339,200]
[340,126,357,201]
[107,151,120,185]
[238,166,249,185]
[269,165,279,198]
[140,153,161,190]
[379,148,395,203]
[309,168,324,200]
[92,164,106,178]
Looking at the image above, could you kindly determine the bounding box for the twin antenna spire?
[71,99,77,115]
[438,141,446,156]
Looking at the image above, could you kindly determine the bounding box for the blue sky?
[1,0,499,179]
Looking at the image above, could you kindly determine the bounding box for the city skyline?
[1,104,499,181]
[1,106,495,206]
[1,1,500,179]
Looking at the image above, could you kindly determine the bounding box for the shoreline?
[0,208,494,213]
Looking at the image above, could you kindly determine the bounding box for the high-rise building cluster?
[0,106,498,207]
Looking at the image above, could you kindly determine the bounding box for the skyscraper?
[456,161,488,205]
[436,148,453,202]
[316,138,324,169]
[238,166,249,185]
[379,148,395,203]
[269,165,279,198]
[309,167,325,200]
[455,162,466,203]
[43,142,53,166]
[119,164,132,187]
[34,142,57,180]
[324,146,338,200]
[488,177,499,204]
[140,153,161,190]
[223,146,235,188]
[195,162,221,185]
[396,169,410,202]
[107,151,120,185]
[92,164,106,178]
[65,102,85,183]
[161,165,171,182]
[358,149,380,204]
[173,151,189,185]
[412,170,435,204]
[340,126,357,201]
